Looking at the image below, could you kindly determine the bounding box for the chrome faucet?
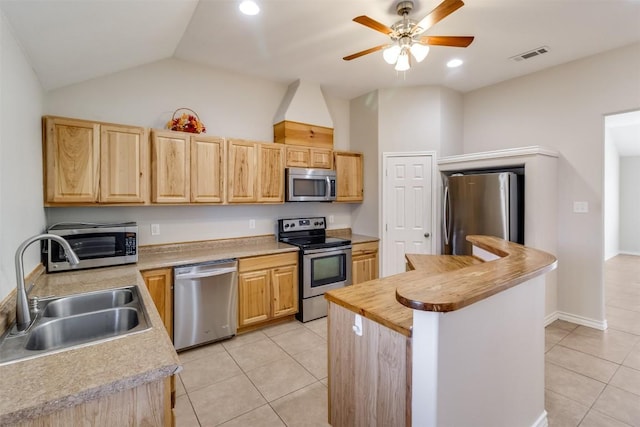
[14,234,80,332]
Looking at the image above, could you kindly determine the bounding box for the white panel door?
[383,154,434,276]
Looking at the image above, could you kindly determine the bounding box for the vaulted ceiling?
[1,0,639,99]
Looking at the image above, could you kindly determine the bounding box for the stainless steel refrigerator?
[442,172,523,255]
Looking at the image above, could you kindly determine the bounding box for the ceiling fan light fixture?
[410,43,429,62]
[395,51,411,71]
[239,0,260,15]
[383,45,401,64]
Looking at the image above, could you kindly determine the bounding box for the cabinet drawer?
[239,252,298,272]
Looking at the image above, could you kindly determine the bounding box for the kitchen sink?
[41,289,134,317]
[0,286,150,364]
[26,307,141,351]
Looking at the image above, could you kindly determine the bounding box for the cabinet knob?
[424,233,430,238]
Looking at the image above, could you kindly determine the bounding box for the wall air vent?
[510,46,550,62]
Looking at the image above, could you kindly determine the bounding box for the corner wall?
[604,130,620,260]
[619,156,640,255]
[0,11,46,301]
[463,43,640,325]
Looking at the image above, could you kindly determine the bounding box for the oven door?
[302,246,352,298]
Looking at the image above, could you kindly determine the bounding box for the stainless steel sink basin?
[42,289,134,317]
[26,307,141,351]
[0,285,150,364]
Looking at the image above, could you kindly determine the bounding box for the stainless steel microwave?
[286,168,337,202]
[45,222,138,272]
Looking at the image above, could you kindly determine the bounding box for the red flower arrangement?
[166,108,206,134]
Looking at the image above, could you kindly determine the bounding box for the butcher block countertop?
[0,234,299,424]
[325,235,557,337]
[397,235,557,312]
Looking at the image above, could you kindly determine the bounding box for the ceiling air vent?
[510,46,550,62]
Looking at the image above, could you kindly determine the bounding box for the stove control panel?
[279,217,326,231]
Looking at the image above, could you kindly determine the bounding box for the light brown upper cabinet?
[284,145,333,169]
[227,139,284,204]
[151,130,225,204]
[43,116,148,205]
[190,135,225,203]
[151,130,190,203]
[100,124,149,204]
[258,143,285,202]
[334,151,364,202]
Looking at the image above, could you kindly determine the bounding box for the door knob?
[424,233,430,238]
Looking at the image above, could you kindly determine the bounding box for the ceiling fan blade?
[411,0,465,35]
[353,15,393,35]
[419,35,474,47]
[343,45,388,61]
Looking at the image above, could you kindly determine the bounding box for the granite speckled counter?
[0,234,298,424]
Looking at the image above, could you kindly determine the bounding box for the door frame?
[381,151,439,277]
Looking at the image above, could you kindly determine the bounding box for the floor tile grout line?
[544,353,621,384]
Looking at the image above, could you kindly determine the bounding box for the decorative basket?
[166,108,206,134]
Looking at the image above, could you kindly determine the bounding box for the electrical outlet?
[151,224,160,235]
[249,219,256,229]
[573,201,589,213]
[328,215,334,224]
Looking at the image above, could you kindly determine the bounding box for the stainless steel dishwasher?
[173,258,238,351]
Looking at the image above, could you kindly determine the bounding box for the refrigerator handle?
[443,185,450,245]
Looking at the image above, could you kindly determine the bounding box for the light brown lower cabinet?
[141,268,175,424]
[328,302,411,427]
[238,252,298,332]
[11,378,172,427]
[352,241,379,285]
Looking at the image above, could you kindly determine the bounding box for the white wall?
[463,43,640,325]
[604,128,620,260]
[349,86,464,238]
[350,91,380,237]
[43,58,354,245]
[0,11,47,302]
[619,156,640,255]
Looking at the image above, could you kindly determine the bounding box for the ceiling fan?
[343,0,474,71]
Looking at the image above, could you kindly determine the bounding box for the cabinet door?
[334,151,364,202]
[310,148,333,169]
[271,265,298,318]
[257,143,284,203]
[142,268,173,339]
[151,130,190,203]
[238,270,270,327]
[227,140,257,203]
[191,135,225,203]
[352,241,379,285]
[285,146,310,168]
[44,117,100,204]
[100,125,149,204]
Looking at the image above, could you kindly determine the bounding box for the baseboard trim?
[557,312,607,330]
[618,251,640,257]
[544,312,559,326]
[531,410,548,427]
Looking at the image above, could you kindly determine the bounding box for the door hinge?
[385,224,388,232]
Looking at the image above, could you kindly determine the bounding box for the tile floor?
[175,318,330,427]
[175,255,640,427]
[545,255,640,427]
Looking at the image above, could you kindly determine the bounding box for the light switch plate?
[573,201,589,213]
[151,224,160,235]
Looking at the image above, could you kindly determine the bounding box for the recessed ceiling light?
[239,0,260,15]
[447,59,463,68]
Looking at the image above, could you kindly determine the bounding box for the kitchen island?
[325,235,557,427]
